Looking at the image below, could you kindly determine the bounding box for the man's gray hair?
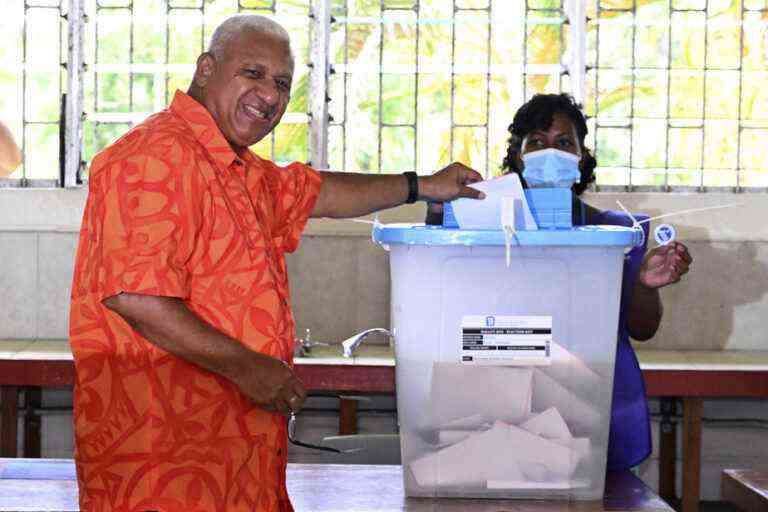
[208,15,292,61]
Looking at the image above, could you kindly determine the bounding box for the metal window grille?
[586,0,768,191]
[323,0,570,179]
[80,0,313,181]
[2,0,767,189]
[0,0,68,187]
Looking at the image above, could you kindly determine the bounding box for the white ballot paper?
[437,429,473,446]
[449,173,538,230]
[411,422,524,488]
[544,341,606,391]
[411,421,582,488]
[520,407,572,440]
[532,369,601,434]
[429,363,533,428]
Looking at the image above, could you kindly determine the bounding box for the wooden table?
[0,458,673,511]
[1,342,767,512]
[639,350,768,512]
[721,469,768,512]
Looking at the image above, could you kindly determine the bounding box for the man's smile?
[241,102,272,122]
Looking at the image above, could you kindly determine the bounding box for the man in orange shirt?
[69,14,483,512]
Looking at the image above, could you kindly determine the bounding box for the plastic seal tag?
[501,196,516,268]
[654,223,676,246]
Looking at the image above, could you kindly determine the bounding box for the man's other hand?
[419,162,485,202]
[236,352,307,415]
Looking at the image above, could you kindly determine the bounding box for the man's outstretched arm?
[312,162,485,219]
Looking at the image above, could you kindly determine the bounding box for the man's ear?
[192,53,216,88]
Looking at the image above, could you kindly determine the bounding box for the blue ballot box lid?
[372,223,642,247]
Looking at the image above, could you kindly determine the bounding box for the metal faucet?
[294,328,329,358]
[341,328,392,358]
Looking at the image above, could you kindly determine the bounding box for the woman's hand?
[638,241,692,289]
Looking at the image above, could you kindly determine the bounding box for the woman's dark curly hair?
[501,93,596,196]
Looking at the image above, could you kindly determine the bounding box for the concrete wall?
[1,187,767,500]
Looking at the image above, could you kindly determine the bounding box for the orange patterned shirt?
[69,90,322,512]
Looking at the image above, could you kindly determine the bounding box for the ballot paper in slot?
[428,363,533,429]
[447,174,538,230]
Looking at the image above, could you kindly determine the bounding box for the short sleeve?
[270,162,323,253]
[83,151,204,302]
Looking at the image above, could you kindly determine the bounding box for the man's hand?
[233,352,307,416]
[638,241,692,289]
[419,162,486,202]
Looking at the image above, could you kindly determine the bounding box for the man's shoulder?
[90,109,200,176]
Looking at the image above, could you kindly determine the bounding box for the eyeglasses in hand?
[287,412,363,454]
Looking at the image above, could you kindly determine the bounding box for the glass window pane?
[381,126,415,172]
[25,124,59,179]
[452,126,487,173]
[382,74,415,125]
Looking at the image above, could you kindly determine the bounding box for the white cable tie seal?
[615,200,644,248]
[616,200,742,248]
[636,203,742,225]
[501,196,516,268]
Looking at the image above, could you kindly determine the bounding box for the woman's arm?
[627,242,692,341]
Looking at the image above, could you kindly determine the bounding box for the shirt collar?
[170,89,242,170]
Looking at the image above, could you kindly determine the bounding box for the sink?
[294,344,394,361]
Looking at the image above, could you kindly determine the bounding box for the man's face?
[196,29,294,150]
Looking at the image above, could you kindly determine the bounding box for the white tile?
[37,233,78,339]
[0,233,38,338]
[287,236,360,343]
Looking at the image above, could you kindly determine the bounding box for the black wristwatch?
[403,171,419,204]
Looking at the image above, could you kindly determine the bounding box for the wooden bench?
[0,458,674,511]
[2,343,768,512]
[721,469,768,512]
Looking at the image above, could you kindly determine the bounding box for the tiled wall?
[0,231,78,339]
[3,234,768,352]
[0,229,390,343]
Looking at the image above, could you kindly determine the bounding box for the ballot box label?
[460,315,551,366]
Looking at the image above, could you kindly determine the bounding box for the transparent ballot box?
[373,223,640,500]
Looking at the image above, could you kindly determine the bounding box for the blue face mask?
[521,148,581,188]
